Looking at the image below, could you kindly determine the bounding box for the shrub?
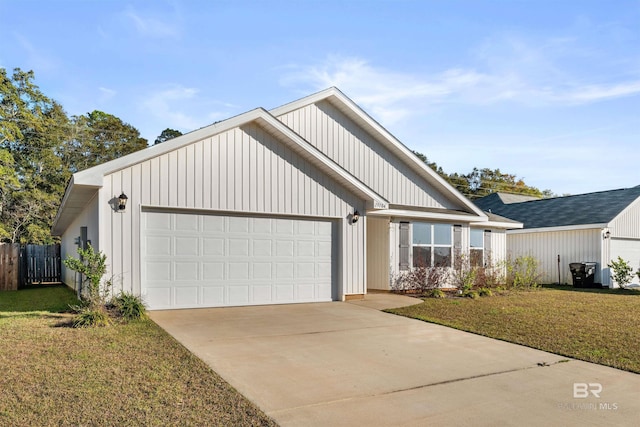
[427,288,446,299]
[463,290,479,299]
[112,292,147,321]
[502,255,541,289]
[72,305,111,328]
[608,257,634,288]
[390,264,449,294]
[479,288,493,297]
[63,245,109,305]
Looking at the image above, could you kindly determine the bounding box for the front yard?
[0,286,276,427]
[388,285,640,373]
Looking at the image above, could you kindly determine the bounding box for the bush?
[463,290,479,299]
[63,245,109,305]
[479,288,493,297]
[427,288,446,299]
[72,305,111,328]
[608,257,634,288]
[111,292,147,321]
[391,264,449,294]
[502,255,541,289]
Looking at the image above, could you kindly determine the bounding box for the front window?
[412,223,452,268]
[470,228,484,267]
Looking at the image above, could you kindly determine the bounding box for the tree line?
[411,151,553,199]
[1,67,549,244]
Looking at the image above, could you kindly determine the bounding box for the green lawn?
[388,285,640,373]
[0,285,276,427]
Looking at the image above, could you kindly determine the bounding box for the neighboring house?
[475,187,640,287]
[52,87,519,310]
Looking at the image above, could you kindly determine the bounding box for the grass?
[0,285,276,427]
[387,285,640,373]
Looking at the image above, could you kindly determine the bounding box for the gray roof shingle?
[474,186,640,229]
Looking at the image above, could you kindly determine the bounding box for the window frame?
[470,228,485,267]
[411,222,453,268]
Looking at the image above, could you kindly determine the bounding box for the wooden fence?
[0,243,20,291]
[0,243,62,291]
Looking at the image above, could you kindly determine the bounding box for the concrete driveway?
[150,294,640,426]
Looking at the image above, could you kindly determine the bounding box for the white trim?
[139,204,344,221]
[368,208,487,223]
[507,223,608,234]
[473,220,524,229]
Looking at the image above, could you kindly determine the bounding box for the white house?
[52,87,519,310]
[475,187,640,287]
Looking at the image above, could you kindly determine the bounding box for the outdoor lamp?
[118,193,128,211]
[352,210,360,224]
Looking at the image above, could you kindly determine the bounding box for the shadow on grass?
[0,284,79,313]
[541,283,640,296]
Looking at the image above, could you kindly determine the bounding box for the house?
[52,87,519,310]
[475,187,640,287]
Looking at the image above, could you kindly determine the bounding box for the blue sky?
[1,0,638,195]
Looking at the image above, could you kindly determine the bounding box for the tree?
[63,110,148,173]
[0,68,149,243]
[411,150,550,199]
[154,128,182,145]
[0,68,70,243]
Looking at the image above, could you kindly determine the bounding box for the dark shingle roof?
[474,187,640,229]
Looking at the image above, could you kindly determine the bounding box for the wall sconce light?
[118,193,128,211]
[352,210,360,224]
[603,229,611,239]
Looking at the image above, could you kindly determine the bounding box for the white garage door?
[611,238,640,285]
[141,211,335,310]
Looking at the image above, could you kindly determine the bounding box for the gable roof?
[52,106,389,235]
[474,187,640,229]
[270,87,488,219]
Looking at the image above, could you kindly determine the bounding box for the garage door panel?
[175,286,199,307]
[253,240,272,256]
[229,217,249,232]
[202,262,224,280]
[176,215,199,231]
[203,216,224,232]
[146,262,171,281]
[146,236,172,255]
[252,263,272,279]
[227,239,248,256]
[229,286,249,305]
[275,240,294,256]
[202,286,224,305]
[203,238,224,256]
[142,211,334,309]
[176,237,199,256]
[146,287,171,309]
[175,262,198,280]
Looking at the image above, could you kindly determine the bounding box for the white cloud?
[123,7,179,38]
[280,34,640,125]
[98,87,116,102]
[139,85,233,138]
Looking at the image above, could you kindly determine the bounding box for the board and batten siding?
[60,194,99,289]
[99,122,367,297]
[276,101,459,210]
[475,228,507,266]
[610,197,640,239]
[507,229,602,284]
